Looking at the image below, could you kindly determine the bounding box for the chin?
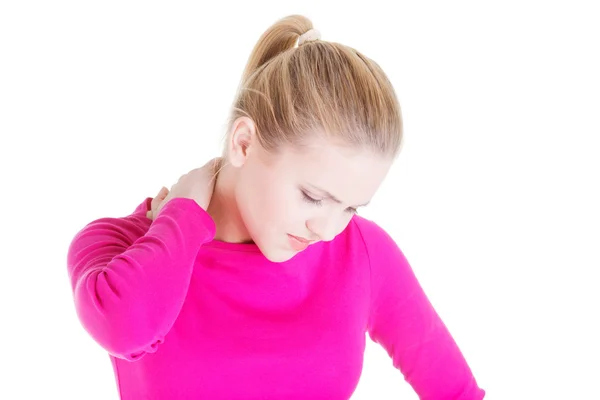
[258,246,298,263]
[254,233,310,263]
[263,251,295,263]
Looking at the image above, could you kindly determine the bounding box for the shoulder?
[349,214,401,256]
[347,215,412,282]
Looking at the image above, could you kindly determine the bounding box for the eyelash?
[301,191,358,214]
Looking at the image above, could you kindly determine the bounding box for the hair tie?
[298,29,321,46]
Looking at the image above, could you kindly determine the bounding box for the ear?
[228,116,257,168]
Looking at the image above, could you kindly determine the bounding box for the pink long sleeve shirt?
[67,197,485,399]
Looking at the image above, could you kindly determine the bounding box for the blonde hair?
[222,14,403,159]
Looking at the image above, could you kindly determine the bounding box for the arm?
[355,217,485,399]
[66,197,215,361]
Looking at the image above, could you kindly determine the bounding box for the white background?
[1,1,598,399]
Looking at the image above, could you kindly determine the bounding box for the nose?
[306,216,338,242]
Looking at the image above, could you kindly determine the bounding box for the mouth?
[289,234,312,244]
[287,234,314,251]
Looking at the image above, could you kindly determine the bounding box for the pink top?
[67,197,485,399]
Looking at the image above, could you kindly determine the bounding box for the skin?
[206,117,394,263]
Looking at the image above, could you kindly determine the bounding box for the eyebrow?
[306,184,371,208]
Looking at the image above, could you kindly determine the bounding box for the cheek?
[255,188,309,234]
[235,176,292,233]
[263,186,304,227]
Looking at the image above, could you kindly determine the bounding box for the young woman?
[67,14,485,400]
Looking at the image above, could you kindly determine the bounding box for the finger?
[155,192,171,217]
[158,186,168,198]
[151,187,168,208]
[146,210,152,219]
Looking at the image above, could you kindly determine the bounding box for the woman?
[67,14,485,399]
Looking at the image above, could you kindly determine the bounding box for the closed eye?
[301,191,358,214]
[301,191,323,206]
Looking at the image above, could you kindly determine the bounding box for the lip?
[287,234,313,251]
[289,234,312,244]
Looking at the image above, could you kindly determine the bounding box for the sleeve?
[356,218,485,400]
[66,197,216,361]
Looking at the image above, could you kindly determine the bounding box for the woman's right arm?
[66,197,215,361]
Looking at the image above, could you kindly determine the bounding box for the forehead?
[276,138,392,201]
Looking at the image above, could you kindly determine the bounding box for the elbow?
[73,276,167,362]
[77,310,166,362]
[455,378,486,400]
[106,336,165,362]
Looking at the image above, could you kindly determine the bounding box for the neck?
[206,162,254,244]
